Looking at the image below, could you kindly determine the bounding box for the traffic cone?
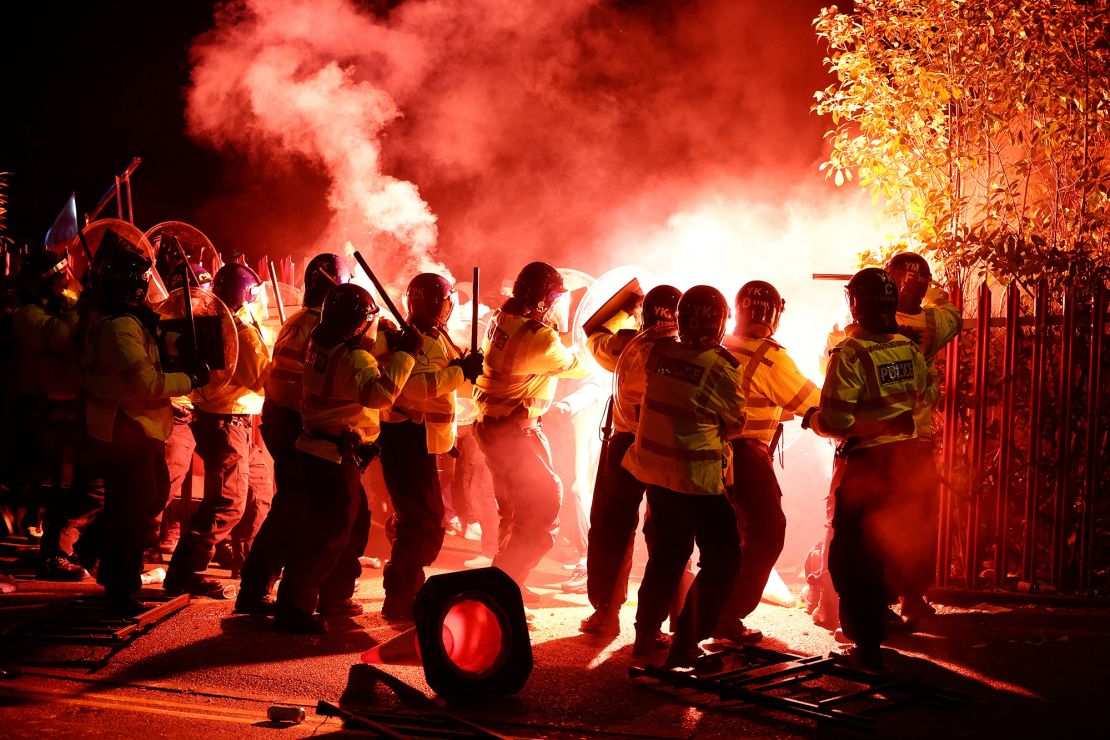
[362,627,422,666]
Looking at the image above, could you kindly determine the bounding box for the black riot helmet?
[846,268,899,333]
[642,284,682,328]
[314,282,380,347]
[677,285,729,349]
[511,261,566,317]
[91,248,153,308]
[886,251,931,313]
[406,272,457,330]
[212,264,263,312]
[735,280,785,337]
[303,253,351,308]
[17,250,70,303]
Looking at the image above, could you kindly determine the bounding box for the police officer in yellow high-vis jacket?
[79,248,208,616]
[580,284,681,636]
[887,252,961,620]
[236,253,349,614]
[713,281,820,646]
[474,262,588,599]
[378,273,484,621]
[166,264,272,597]
[802,267,936,670]
[273,283,418,633]
[622,285,747,669]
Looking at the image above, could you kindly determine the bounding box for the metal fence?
[937,278,1109,597]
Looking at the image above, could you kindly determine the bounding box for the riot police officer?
[79,246,209,616]
[802,267,935,670]
[473,262,589,601]
[622,285,746,668]
[274,283,419,633]
[165,264,271,597]
[236,253,349,614]
[377,273,484,621]
[713,281,820,645]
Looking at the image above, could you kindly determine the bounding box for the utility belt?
[305,429,380,471]
[478,413,542,432]
[834,437,863,459]
[172,406,194,423]
[194,409,254,426]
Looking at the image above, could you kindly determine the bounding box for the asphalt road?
[2,525,1109,738]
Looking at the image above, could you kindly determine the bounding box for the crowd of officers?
[2,233,959,670]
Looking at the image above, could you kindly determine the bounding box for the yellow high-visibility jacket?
[809,324,936,448]
[12,301,79,400]
[722,333,820,444]
[382,326,466,454]
[896,286,961,439]
[263,307,320,411]
[612,323,678,435]
[586,310,639,372]
[621,341,746,495]
[296,340,416,463]
[474,308,588,420]
[80,310,193,442]
[194,307,270,415]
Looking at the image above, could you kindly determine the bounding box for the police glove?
[187,362,212,390]
[800,407,818,430]
[450,351,485,383]
[387,326,424,355]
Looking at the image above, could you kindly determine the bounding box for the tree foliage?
[813,0,1110,287]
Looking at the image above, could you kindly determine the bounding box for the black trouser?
[476,416,563,585]
[717,439,787,629]
[81,414,169,603]
[239,402,301,602]
[276,450,369,616]
[379,419,445,614]
[229,437,274,548]
[829,439,916,650]
[168,412,252,580]
[157,411,196,543]
[892,438,940,602]
[586,431,647,614]
[452,423,499,555]
[635,486,741,658]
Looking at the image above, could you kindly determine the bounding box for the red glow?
[440,599,505,676]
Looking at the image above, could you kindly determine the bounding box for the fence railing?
[937,278,1108,597]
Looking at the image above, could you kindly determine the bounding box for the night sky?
[2,0,840,280]
[0,2,228,245]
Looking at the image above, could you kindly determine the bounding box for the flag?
[44,193,80,253]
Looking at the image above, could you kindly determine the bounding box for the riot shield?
[80,218,168,303]
[145,221,221,287]
[157,287,239,393]
[570,265,656,375]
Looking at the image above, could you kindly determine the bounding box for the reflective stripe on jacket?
[194,306,271,415]
[296,341,416,462]
[263,307,320,411]
[382,326,465,454]
[896,286,961,439]
[80,311,192,442]
[612,323,678,434]
[474,308,588,420]
[621,341,746,495]
[809,325,935,448]
[722,334,820,444]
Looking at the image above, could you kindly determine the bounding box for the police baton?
[265,256,286,325]
[470,266,480,353]
[352,250,409,331]
[180,262,200,362]
[812,273,853,281]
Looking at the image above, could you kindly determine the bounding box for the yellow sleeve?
[404,364,465,401]
[924,286,962,357]
[762,349,820,416]
[709,362,747,440]
[14,305,78,352]
[356,351,417,408]
[536,328,589,379]
[234,322,271,393]
[108,317,193,401]
[810,349,860,439]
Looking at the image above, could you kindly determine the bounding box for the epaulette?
[715,346,741,368]
[523,317,547,333]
